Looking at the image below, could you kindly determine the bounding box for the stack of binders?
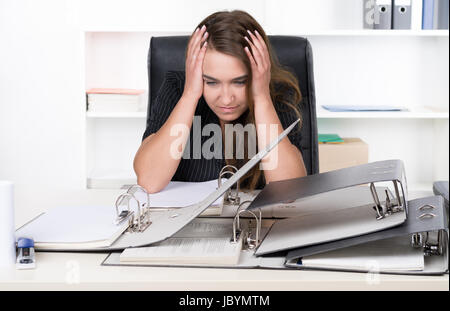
[101,159,448,275]
[363,0,449,30]
[244,159,448,275]
[15,120,449,275]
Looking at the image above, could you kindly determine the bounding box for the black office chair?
[147,36,319,175]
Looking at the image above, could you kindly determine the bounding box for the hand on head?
[244,29,271,101]
[183,25,208,101]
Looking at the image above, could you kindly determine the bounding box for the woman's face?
[202,49,249,123]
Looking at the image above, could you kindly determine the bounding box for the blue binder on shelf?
[422,0,435,29]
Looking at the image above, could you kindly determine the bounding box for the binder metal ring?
[370,179,405,220]
[423,230,444,256]
[126,184,150,209]
[219,165,240,205]
[232,208,262,250]
[114,187,152,233]
[114,193,133,225]
[235,200,253,229]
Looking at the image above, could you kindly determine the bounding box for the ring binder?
[282,196,448,275]
[115,185,152,233]
[218,165,240,205]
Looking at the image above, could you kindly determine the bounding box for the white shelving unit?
[82,2,449,192]
[86,107,449,120]
[316,106,449,119]
[86,111,147,118]
[296,29,449,37]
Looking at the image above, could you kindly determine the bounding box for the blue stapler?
[16,237,36,269]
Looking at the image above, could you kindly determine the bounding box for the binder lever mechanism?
[114,185,152,233]
[231,201,262,250]
[370,180,406,220]
[411,230,445,257]
[411,204,445,256]
[218,165,240,205]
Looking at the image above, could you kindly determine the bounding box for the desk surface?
[1,185,448,291]
[1,251,448,291]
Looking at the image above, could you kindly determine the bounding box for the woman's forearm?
[253,95,307,183]
[133,94,199,193]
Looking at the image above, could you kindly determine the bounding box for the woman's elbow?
[136,175,170,194]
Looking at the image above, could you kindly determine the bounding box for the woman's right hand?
[183,25,209,101]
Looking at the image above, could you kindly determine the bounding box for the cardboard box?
[319,138,368,173]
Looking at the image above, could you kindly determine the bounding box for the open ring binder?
[248,159,409,224]
[219,165,240,205]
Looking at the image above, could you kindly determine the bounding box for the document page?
[120,236,242,265]
[15,205,128,249]
[119,218,243,265]
[133,180,225,208]
[171,218,234,238]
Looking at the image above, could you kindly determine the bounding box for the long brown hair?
[190,10,302,190]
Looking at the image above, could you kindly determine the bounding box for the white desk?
[1,251,448,291]
[1,185,448,291]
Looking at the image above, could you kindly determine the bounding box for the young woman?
[134,10,307,193]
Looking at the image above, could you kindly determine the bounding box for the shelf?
[86,107,449,120]
[86,111,147,118]
[317,106,449,119]
[83,27,191,35]
[299,29,449,37]
[87,169,137,189]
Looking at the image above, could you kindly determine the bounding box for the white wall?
[0,0,85,189]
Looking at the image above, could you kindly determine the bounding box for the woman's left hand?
[244,30,271,101]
